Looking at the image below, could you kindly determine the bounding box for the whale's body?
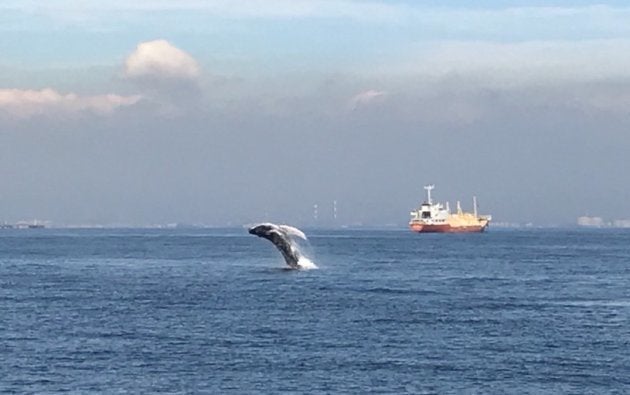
[248,223,307,269]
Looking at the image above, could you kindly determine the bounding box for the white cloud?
[381,39,630,88]
[349,89,386,109]
[124,40,200,81]
[0,88,141,118]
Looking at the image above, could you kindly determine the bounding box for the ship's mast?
[473,196,478,218]
[424,184,435,204]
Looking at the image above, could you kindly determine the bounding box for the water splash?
[297,256,318,270]
[290,234,318,270]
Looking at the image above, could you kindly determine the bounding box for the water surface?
[1,228,629,393]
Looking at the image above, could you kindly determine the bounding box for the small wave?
[366,287,414,295]
[552,300,630,308]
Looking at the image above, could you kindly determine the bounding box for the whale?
[248,223,307,269]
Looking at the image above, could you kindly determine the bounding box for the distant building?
[14,220,46,229]
[612,219,630,228]
[577,216,605,227]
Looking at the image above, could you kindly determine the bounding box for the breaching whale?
[248,223,308,269]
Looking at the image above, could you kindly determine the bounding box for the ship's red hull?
[409,223,487,233]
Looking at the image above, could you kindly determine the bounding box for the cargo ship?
[409,185,491,233]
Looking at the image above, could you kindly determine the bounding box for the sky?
[1,1,630,227]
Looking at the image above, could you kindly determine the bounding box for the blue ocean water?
[1,228,629,394]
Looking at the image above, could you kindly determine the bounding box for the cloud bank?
[2,34,630,225]
[0,40,204,118]
[0,88,141,118]
[397,39,630,86]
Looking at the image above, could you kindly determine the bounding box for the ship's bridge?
[411,201,449,223]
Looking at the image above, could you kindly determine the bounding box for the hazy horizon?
[2,1,630,227]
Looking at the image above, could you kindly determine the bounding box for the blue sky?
[2,1,630,226]
[3,1,630,72]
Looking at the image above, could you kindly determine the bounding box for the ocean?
[1,228,629,393]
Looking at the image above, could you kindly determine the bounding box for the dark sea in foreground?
[1,228,629,394]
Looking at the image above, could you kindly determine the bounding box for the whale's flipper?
[248,223,304,269]
[277,225,307,240]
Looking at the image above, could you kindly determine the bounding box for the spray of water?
[297,257,317,270]
[286,228,318,270]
